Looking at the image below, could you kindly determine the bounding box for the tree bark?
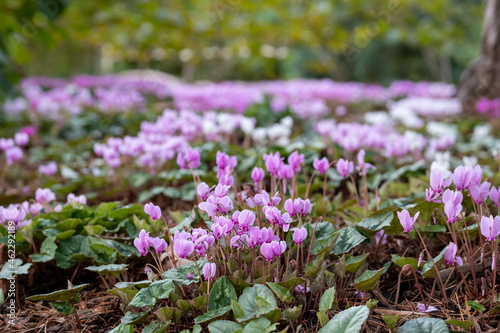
[458,0,500,112]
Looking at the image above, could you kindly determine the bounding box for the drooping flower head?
[356,149,376,176]
[444,242,463,266]
[144,203,162,220]
[293,227,308,245]
[442,189,462,223]
[134,229,152,256]
[251,167,265,184]
[429,168,452,194]
[288,151,304,174]
[35,188,56,204]
[203,262,217,281]
[174,239,195,258]
[397,209,419,232]
[337,158,354,178]
[263,152,284,176]
[480,215,500,241]
[177,147,201,169]
[470,181,491,204]
[313,157,329,175]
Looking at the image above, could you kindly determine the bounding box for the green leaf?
[50,301,74,315]
[194,306,232,324]
[209,277,237,310]
[121,310,150,325]
[208,320,243,333]
[283,304,302,321]
[345,254,369,274]
[357,212,394,231]
[231,299,246,318]
[89,243,118,264]
[130,280,175,307]
[365,299,378,310]
[352,268,384,292]
[266,282,293,304]
[85,264,128,277]
[243,317,277,333]
[305,253,325,278]
[276,277,304,293]
[27,284,88,301]
[155,307,182,324]
[408,201,442,224]
[0,289,4,304]
[142,320,171,333]
[30,236,57,262]
[0,259,32,279]
[398,318,449,333]
[108,324,134,333]
[56,218,81,231]
[382,314,399,331]
[161,259,207,285]
[319,287,336,312]
[332,227,366,255]
[445,319,473,329]
[317,311,329,327]
[391,254,420,270]
[467,301,485,313]
[238,285,277,317]
[318,305,370,333]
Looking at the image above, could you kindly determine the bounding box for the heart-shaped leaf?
[209,277,237,310]
[27,283,88,301]
[207,320,243,333]
[352,268,384,292]
[318,305,369,333]
[319,287,336,312]
[398,318,449,333]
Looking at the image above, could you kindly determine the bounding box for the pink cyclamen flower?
[260,243,274,261]
[186,272,195,280]
[480,215,500,241]
[203,263,216,281]
[14,132,29,146]
[67,193,87,205]
[216,151,237,173]
[470,181,491,204]
[288,151,304,174]
[5,147,23,165]
[443,189,463,223]
[263,152,283,176]
[490,186,500,207]
[374,229,387,245]
[313,157,329,175]
[293,227,308,245]
[397,209,419,232]
[453,166,473,191]
[2,206,26,224]
[197,182,211,200]
[270,240,287,257]
[39,162,58,176]
[254,190,281,207]
[444,242,463,266]
[429,168,452,193]
[356,149,376,176]
[251,167,265,184]
[150,237,168,254]
[35,188,56,204]
[144,203,162,220]
[134,229,152,256]
[337,158,354,178]
[174,239,195,258]
[177,147,201,169]
[416,304,438,313]
[295,285,310,295]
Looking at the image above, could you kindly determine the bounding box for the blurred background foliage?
[0,0,486,91]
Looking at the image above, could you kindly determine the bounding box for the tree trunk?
[458,0,500,112]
